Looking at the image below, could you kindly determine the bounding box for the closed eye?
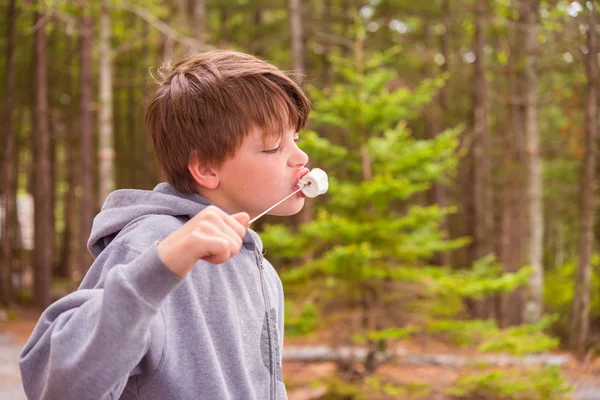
[263,137,300,154]
[263,146,280,154]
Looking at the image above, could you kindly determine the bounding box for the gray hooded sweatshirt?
[19,183,287,400]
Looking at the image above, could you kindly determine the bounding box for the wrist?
[157,239,193,278]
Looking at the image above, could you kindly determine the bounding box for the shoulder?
[115,214,187,253]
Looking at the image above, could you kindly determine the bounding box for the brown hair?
[144,50,311,194]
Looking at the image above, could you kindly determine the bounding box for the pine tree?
[261,43,532,379]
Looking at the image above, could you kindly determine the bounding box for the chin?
[270,198,306,217]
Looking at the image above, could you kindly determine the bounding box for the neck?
[196,187,258,219]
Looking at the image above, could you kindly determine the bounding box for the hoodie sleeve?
[19,243,182,400]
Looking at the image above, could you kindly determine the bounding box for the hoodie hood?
[88,182,261,258]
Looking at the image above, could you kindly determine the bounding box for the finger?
[231,212,250,229]
[193,232,231,264]
[207,215,243,249]
[228,212,250,237]
[192,226,241,262]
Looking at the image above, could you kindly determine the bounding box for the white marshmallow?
[299,168,328,198]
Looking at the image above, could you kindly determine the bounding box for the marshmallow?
[299,168,328,198]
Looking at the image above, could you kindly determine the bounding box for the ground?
[2,308,600,400]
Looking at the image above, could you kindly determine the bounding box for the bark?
[142,16,155,189]
[472,0,493,263]
[341,0,353,57]
[570,5,597,356]
[321,0,334,85]
[79,0,95,276]
[33,3,53,307]
[98,0,115,206]
[1,0,18,304]
[289,0,305,86]
[113,45,124,189]
[499,9,529,326]
[177,0,189,32]
[465,0,494,319]
[520,0,543,324]
[194,0,205,45]
[359,138,380,375]
[219,6,230,47]
[128,28,138,188]
[425,0,450,267]
[57,32,77,279]
[439,0,450,113]
[252,2,264,57]
[288,0,313,228]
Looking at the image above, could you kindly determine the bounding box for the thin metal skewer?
[249,183,309,225]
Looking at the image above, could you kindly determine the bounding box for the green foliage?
[262,47,536,379]
[352,326,421,344]
[314,375,432,400]
[363,376,432,399]
[545,254,600,338]
[445,366,572,400]
[429,257,531,299]
[284,299,319,337]
[427,316,559,355]
[478,316,560,355]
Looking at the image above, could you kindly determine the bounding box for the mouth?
[293,168,311,197]
[294,167,311,188]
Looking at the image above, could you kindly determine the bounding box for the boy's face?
[210,127,310,219]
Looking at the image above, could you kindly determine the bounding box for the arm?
[19,206,249,400]
[19,244,180,400]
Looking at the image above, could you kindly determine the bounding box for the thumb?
[232,212,250,227]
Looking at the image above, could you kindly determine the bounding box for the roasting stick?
[248,183,310,225]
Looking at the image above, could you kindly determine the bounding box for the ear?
[188,153,220,190]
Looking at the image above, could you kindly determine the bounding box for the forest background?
[2,0,600,398]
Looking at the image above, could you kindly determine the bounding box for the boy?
[19,50,311,400]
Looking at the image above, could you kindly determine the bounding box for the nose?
[288,142,309,168]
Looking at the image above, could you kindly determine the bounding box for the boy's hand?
[157,206,250,277]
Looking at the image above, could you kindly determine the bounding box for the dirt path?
[0,331,27,400]
[2,320,600,400]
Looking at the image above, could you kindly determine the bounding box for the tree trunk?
[570,4,597,356]
[341,0,353,57]
[33,3,53,307]
[321,0,334,85]
[219,7,230,47]
[12,109,25,293]
[1,0,18,304]
[467,0,494,319]
[472,0,493,262]
[79,0,95,277]
[288,0,313,228]
[194,0,205,45]
[437,0,451,254]
[98,0,115,207]
[252,2,264,57]
[289,0,305,86]
[128,27,138,188]
[142,17,156,189]
[439,0,450,113]
[520,0,543,324]
[504,22,529,326]
[425,0,450,267]
[58,32,77,279]
[177,0,189,33]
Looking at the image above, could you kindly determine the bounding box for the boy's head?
[145,50,312,218]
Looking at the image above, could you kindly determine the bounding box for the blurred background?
[2,0,600,398]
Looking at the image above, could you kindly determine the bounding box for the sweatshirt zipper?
[254,249,276,400]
